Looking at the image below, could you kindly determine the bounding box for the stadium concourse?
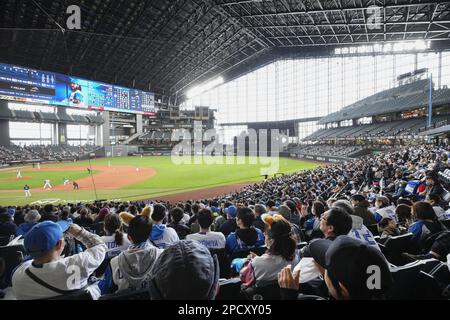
[1,0,450,304]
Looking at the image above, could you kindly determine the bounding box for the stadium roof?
[318,79,450,124]
[1,0,450,102]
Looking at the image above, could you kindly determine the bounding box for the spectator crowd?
[0,144,97,166]
[0,144,449,300]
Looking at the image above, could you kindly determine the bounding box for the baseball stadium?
[0,0,449,304]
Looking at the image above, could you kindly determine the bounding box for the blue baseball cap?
[24,221,72,258]
[225,205,237,218]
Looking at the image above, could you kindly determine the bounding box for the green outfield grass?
[0,170,98,190]
[0,156,318,206]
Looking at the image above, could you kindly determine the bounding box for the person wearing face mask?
[248,214,298,285]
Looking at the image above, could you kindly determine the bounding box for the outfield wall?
[283,152,351,163]
[105,145,140,157]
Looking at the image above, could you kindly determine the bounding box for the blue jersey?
[226,228,265,253]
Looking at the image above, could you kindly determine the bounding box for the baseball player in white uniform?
[43,179,52,190]
[16,169,22,179]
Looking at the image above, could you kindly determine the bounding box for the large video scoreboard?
[0,62,155,115]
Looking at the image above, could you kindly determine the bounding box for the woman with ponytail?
[100,213,131,256]
[249,214,299,285]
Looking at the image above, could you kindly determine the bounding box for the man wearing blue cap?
[12,221,106,300]
[219,205,238,238]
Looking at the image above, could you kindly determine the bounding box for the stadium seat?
[45,289,93,300]
[215,278,243,300]
[416,259,450,288]
[374,236,388,245]
[99,288,151,300]
[209,248,229,279]
[367,224,380,236]
[441,188,450,202]
[388,259,446,300]
[296,294,327,300]
[441,220,450,229]
[0,236,11,247]
[0,245,25,289]
[242,280,281,300]
[296,242,308,250]
[382,233,415,266]
[228,246,267,262]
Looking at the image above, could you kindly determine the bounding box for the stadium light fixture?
[186,77,224,99]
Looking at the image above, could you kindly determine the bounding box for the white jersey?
[100,234,132,257]
[349,215,380,250]
[186,231,226,249]
[150,225,179,249]
[374,206,398,223]
[12,242,106,300]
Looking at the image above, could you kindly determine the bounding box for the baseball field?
[0,156,318,206]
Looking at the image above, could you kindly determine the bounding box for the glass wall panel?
[182,52,449,141]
